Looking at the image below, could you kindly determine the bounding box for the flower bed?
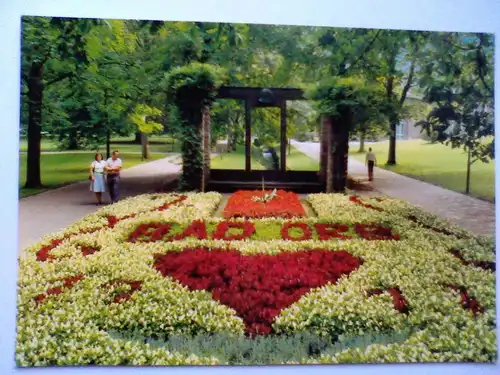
[16,192,496,366]
[223,190,306,218]
[125,219,400,244]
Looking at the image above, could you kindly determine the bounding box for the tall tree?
[373,30,427,165]
[21,17,102,188]
[417,32,494,194]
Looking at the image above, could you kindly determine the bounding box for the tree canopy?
[20,16,494,188]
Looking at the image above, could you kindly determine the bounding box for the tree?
[165,62,227,190]
[417,32,494,194]
[371,30,428,165]
[307,76,384,192]
[128,104,164,159]
[21,16,103,188]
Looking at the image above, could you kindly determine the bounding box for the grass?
[19,135,181,153]
[211,144,318,171]
[210,145,265,170]
[286,145,319,171]
[350,140,495,201]
[19,152,164,198]
[109,328,412,365]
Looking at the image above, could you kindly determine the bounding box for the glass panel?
[252,107,280,171]
[286,100,320,171]
[210,99,247,170]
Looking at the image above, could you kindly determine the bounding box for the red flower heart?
[153,248,362,336]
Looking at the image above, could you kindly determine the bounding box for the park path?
[291,140,495,237]
[18,155,181,255]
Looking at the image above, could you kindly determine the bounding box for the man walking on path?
[365,148,377,181]
[106,150,123,203]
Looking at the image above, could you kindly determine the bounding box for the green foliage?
[165,62,227,109]
[108,328,412,365]
[21,17,495,190]
[165,62,227,190]
[306,76,385,127]
[417,33,494,162]
[210,99,244,148]
[128,104,163,134]
[350,140,495,201]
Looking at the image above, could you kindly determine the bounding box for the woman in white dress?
[89,153,107,205]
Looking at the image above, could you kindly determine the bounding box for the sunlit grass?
[19,152,164,198]
[350,140,495,201]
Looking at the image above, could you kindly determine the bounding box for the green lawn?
[286,146,319,171]
[211,145,265,170]
[19,135,181,154]
[19,152,164,198]
[211,144,318,171]
[350,140,495,201]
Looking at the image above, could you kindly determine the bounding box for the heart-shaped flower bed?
[153,248,362,336]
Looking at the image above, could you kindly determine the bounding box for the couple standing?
[89,150,122,205]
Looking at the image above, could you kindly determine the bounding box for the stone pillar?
[319,116,330,186]
[331,112,350,193]
[201,107,211,192]
[319,116,332,192]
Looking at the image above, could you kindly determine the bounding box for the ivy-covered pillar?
[307,76,378,194]
[331,110,350,193]
[201,107,211,192]
[319,116,332,192]
[165,63,226,191]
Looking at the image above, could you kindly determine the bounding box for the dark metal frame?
[209,86,321,192]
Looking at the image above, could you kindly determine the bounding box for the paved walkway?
[18,156,181,254]
[291,140,495,237]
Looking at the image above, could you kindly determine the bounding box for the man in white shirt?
[365,148,377,181]
[105,150,123,203]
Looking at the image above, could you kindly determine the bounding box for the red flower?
[213,221,256,241]
[448,248,495,272]
[104,280,143,304]
[172,220,208,241]
[156,195,188,212]
[349,195,384,212]
[80,246,100,257]
[153,248,362,336]
[354,224,399,241]
[281,222,313,241]
[223,190,306,219]
[35,195,188,262]
[314,223,352,240]
[34,274,84,305]
[107,215,119,228]
[367,287,409,314]
[127,223,165,243]
[445,285,484,316]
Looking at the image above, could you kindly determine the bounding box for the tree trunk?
[320,116,330,188]
[141,132,150,159]
[67,128,79,150]
[465,147,471,195]
[134,131,141,144]
[387,119,397,165]
[358,130,365,153]
[106,130,111,159]
[227,127,234,152]
[386,71,397,165]
[288,138,291,155]
[25,63,44,189]
[325,117,333,193]
[331,111,350,193]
